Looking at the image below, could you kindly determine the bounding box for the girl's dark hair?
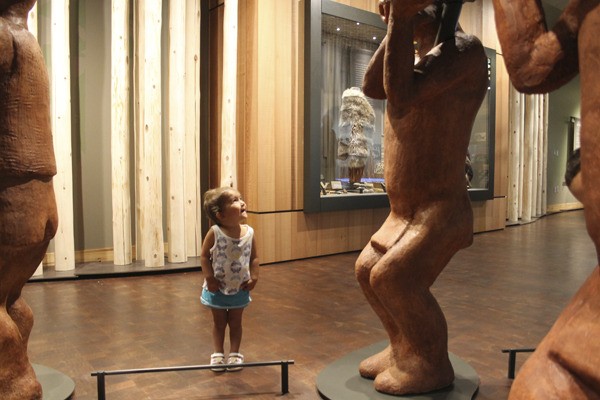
[203,187,237,225]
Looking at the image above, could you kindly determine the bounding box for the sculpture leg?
[0,302,42,400]
[0,179,57,400]
[0,243,49,400]
[369,233,454,395]
[367,208,471,395]
[509,266,600,400]
[355,243,396,379]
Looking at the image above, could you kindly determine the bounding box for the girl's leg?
[227,308,244,353]
[211,308,228,353]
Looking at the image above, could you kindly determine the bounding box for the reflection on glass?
[468,89,490,190]
[321,14,386,196]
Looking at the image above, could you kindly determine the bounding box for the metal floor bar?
[91,360,295,400]
[501,348,535,379]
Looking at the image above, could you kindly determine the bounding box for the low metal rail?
[91,360,295,400]
[501,348,535,379]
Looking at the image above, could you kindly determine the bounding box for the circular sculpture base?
[33,364,75,400]
[317,341,479,400]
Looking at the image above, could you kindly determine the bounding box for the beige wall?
[209,0,510,264]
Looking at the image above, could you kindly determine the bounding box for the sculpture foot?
[359,344,392,379]
[0,365,42,400]
[373,359,454,395]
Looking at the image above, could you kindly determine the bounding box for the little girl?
[200,187,259,372]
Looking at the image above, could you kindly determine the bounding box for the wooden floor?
[24,210,597,400]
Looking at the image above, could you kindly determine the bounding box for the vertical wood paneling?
[275,0,294,210]
[167,0,187,263]
[542,94,548,214]
[461,1,483,41]
[208,5,223,188]
[507,84,522,222]
[256,1,276,210]
[494,56,509,198]
[317,211,352,255]
[29,4,43,276]
[293,0,304,208]
[253,0,301,212]
[137,0,164,267]
[536,95,543,216]
[473,198,507,232]
[522,95,534,222]
[531,95,539,217]
[481,0,499,50]
[51,0,76,271]
[237,0,258,208]
[185,0,202,255]
[134,0,145,260]
[220,0,238,188]
[111,0,133,266]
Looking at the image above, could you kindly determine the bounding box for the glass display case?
[304,0,496,212]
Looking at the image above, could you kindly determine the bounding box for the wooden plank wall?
[211,0,510,265]
[51,0,76,271]
[111,0,133,266]
[29,4,44,276]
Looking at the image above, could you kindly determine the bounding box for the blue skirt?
[201,288,251,309]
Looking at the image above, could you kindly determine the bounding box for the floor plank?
[24,210,596,399]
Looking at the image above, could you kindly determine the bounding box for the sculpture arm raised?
[492,0,598,93]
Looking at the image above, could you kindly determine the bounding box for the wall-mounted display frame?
[304,0,496,212]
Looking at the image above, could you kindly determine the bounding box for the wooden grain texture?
[248,209,388,265]
[237,0,258,207]
[137,0,165,267]
[25,210,594,400]
[253,0,299,211]
[495,56,510,198]
[111,0,133,266]
[51,0,76,271]
[473,197,507,233]
[522,95,534,222]
[184,0,202,257]
[209,5,223,188]
[220,0,238,188]
[167,0,187,263]
[507,85,523,223]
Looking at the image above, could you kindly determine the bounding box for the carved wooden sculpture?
[0,0,58,398]
[355,0,486,395]
[492,1,600,398]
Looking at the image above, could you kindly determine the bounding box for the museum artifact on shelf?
[337,87,375,184]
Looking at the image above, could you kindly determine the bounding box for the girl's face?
[217,191,247,225]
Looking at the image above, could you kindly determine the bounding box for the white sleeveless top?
[205,225,253,295]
